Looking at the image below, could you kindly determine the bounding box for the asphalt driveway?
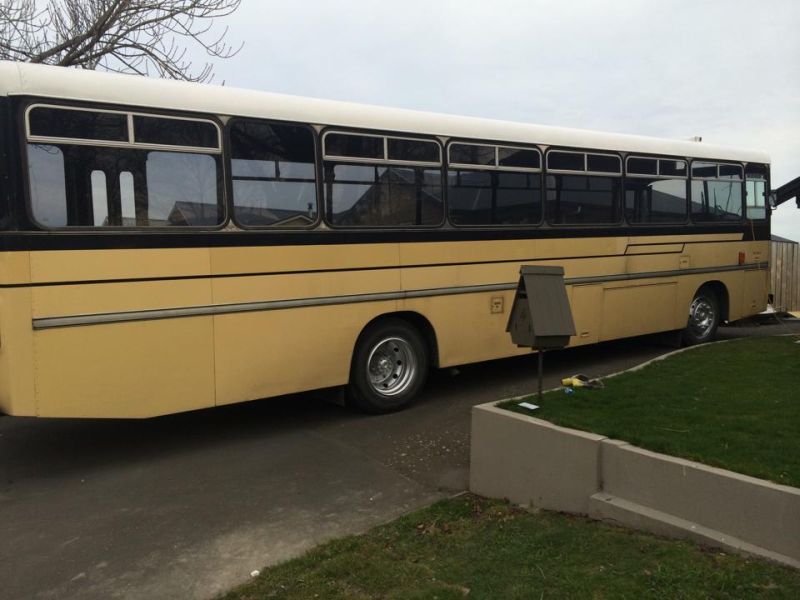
[1,318,798,600]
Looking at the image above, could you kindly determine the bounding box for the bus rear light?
[738,251,746,265]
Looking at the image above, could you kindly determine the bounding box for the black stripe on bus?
[0,222,767,253]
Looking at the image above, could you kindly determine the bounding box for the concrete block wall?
[470,402,800,568]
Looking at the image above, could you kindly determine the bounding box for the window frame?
[321,126,445,229]
[546,149,622,177]
[21,99,227,231]
[544,147,624,226]
[26,103,222,154]
[744,162,769,222]
[226,116,323,230]
[623,154,690,226]
[445,139,544,228]
[322,130,442,168]
[688,159,746,224]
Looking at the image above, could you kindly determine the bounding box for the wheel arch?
[697,280,730,322]
[355,311,440,369]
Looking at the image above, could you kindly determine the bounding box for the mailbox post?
[506,266,576,401]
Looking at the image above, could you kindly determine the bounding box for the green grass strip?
[501,336,800,487]
[223,495,800,599]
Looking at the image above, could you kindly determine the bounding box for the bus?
[0,62,772,418]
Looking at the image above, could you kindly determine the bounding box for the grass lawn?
[222,494,800,599]
[501,335,800,487]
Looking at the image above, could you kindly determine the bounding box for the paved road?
[1,318,798,599]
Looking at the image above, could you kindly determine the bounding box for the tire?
[682,285,720,345]
[347,318,429,414]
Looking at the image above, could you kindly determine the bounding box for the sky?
[199,0,799,238]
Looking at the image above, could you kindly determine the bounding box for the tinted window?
[326,163,442,227]
[745,164,768,220]
[625,178,687,223]
[90,170,108,226]
[627,157,657,175]
[692,162,717,178]
[547,174,620,224]
[659,159,687,177]
[134,115,218,148]
[449,143,494,166]
[325,133,383,159]
[691,180,742,221]
[448,169,542,225]
[498,147,540,169]
[745,164,768,179]
[146,152,220,225]
[28,107,128,142]
[27,143,222,227]
[230,120,318,227]
[547,151,584,171]
[387,138,440,163]
[745,180,766,220]
[27,145,68,226]
[718,164,743,180]
[587,153,621,173]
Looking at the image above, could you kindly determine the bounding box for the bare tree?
[0,0,242,83]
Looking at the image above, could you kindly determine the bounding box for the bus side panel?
[212,301,397,406]
[742,268,769,316]
[210,244,402,406]
[742,241,769,317]
[28,248,217,418]
[599,281,679,341]
[33,317,216,418]
[398,239,628,367]
[0,251,36,416]
[0,289,37,416]
[401,293,529,368]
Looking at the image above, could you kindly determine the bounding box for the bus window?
[447,142,542,226]
[625,156,688,223]
[546,150,622,224]
[327,163,442,227]
[230,120,318,227]
[147,152,219,226]
[324,131,443,228]
[28,106,128,142]
[119,171,136,224]
[25,104,223,228]
[387,138,440,163]
[90,170,108,226]
[27,144,67,227]
[690,161,743,222]
[745,164,768,220]
[547,175,620,224]
[133,115,219,149]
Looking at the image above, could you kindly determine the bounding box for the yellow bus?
[0,62,772,418]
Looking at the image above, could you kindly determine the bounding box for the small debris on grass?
[250,570,260,578]
[518,402,539,411]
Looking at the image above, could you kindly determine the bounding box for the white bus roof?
[0,61,770,164]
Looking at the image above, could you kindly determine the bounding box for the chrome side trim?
[32,282,516,330]
[566,262,767,286]
[31,263,767,330]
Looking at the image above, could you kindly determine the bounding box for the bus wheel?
[347,318,429,414]
[682,286,720,345]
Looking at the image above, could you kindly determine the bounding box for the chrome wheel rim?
[688,296,715,338]
[366,336,417,397]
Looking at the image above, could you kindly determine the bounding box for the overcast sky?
[204,0,799,238]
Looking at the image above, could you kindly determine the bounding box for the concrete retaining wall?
[470,402,800,568]
[470,402,604,514]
